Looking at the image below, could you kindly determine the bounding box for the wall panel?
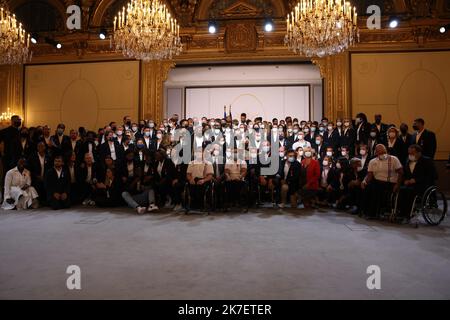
[25,61,140,132]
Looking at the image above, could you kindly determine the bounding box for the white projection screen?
[185,86,310,120]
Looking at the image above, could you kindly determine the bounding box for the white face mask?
[341,151,347,156]
[315,140,321,145]
[408,154,416,162]
[298,134,304,140]
[116,130,123,136]
[379,154,388,160]
[327,126,333,131]
[226,151,232,158]
[360,149,367,156]
[132,126,138,132]
[279,152,285,158]
[304,151,312,158]
[326,151,333,157]
[336,163,341,169]
[144,131,151,137]
[156,133,162,139]
[370,132,377,138]
[262,146,270,152]
[336,122,342,127]
[322,160,329,167]
[251,153,257,158]
[344,122,350,127]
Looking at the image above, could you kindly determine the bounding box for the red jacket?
[302,158,320,190]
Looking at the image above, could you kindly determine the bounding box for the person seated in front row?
[154,149,176,207]
[224,149,248,209]
[301,147,321,208]
[361,144,403,219]
[94,168,124,208]
[28,141,51,206]
[186,149,214,209]
[210,146,226,210]
[2,158,39,210]
[277,149,302,209]
[397,144,437,220]
[44,155,71,210]
[317,156,340,207]
[78,153,98,206]
[337,158,365,214]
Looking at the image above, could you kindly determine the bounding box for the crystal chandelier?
[0,7,31,65]
[285,0,359,58]
[112,0,182,61]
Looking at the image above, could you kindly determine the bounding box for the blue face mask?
[137,143,145,149]
[288,157,295,163]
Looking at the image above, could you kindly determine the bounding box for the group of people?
[0,112,439,221]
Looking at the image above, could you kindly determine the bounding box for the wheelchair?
[389,185,447,226]
[183,181,215,214]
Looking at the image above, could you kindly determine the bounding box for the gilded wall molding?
[141,61,176,123]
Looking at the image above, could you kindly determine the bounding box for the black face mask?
[13,120,22,128]
[400,128,407,134]
[412,125,419,131]
[21,132,28,138]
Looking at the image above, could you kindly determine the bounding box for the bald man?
[361,144,403,219]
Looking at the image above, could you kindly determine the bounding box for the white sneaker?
[173,204,182,212]
[136,207,146,215]
[278,203,285,209]
[82,199,89,206]
[88,200,96,206]
[147,204,159,212]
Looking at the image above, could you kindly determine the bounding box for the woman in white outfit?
[2,158,39,210]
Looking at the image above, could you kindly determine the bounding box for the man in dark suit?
[355,113,372,146]
[78,131,99,164]
[0,115,22,171]
[372,114,389,141]
[50,123,72,160]
[276,149,302,208]
[99,130,124,164]
[68,129,82,159]
[411,118,437,159]
[340,118,356,156]
[399,123,412,165]
[398,144,437,219]
[28,141,52,204]
[153,149,176,207]
[44,155,71,210]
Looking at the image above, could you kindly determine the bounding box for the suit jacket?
[340,127,356,150]
[50,134,72,158]
[355,122,372,145]
[411,129,437,159]
[44,167,71,198]
[78,141,99,163]
[28,151,52,182]
[371,122,389,138]
[76,163,99,184]
[278,160,302,190]
[313,143,327,160]
[403,156,437,194]
[154,158,176,183]
[385,138,404,160]
[68,139,82,157]
[99,141,124,163]
[0,126,21,170]
[319,166,340,190]
[323,130,340,151]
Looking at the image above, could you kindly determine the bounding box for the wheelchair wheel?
[421,186,447,226]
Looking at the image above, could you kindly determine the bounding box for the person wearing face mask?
[355,113,371,146]
[323,122,339,152]
[339,146,350,160]
[99,130,124,164]
[276,149,302,208]
[18,127,33,160]
[317,156,340,207]
[292,131,311,151]
[372,114,388,140]
[209,146,226,210]
[335,118,344,138]
[385,127,403,160]
[114,126,125,145]
[301,147,321,208]
[50,123,71,160]
[154,149,177,208]
[410,118,437,160]
[338,158,365,214]
[361,144,403,219]
[367,128,380,157]
[340,118,356,155]
[397,144,437,220]
[44,155,71,210]
[305,125,317,144]
[186,150,214,210]
[68,129,82,162]
[224,149,248,209]
[313,135,327,160]
[324,147,334,161]
[356,144,370,177]
[151,130,166,153]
